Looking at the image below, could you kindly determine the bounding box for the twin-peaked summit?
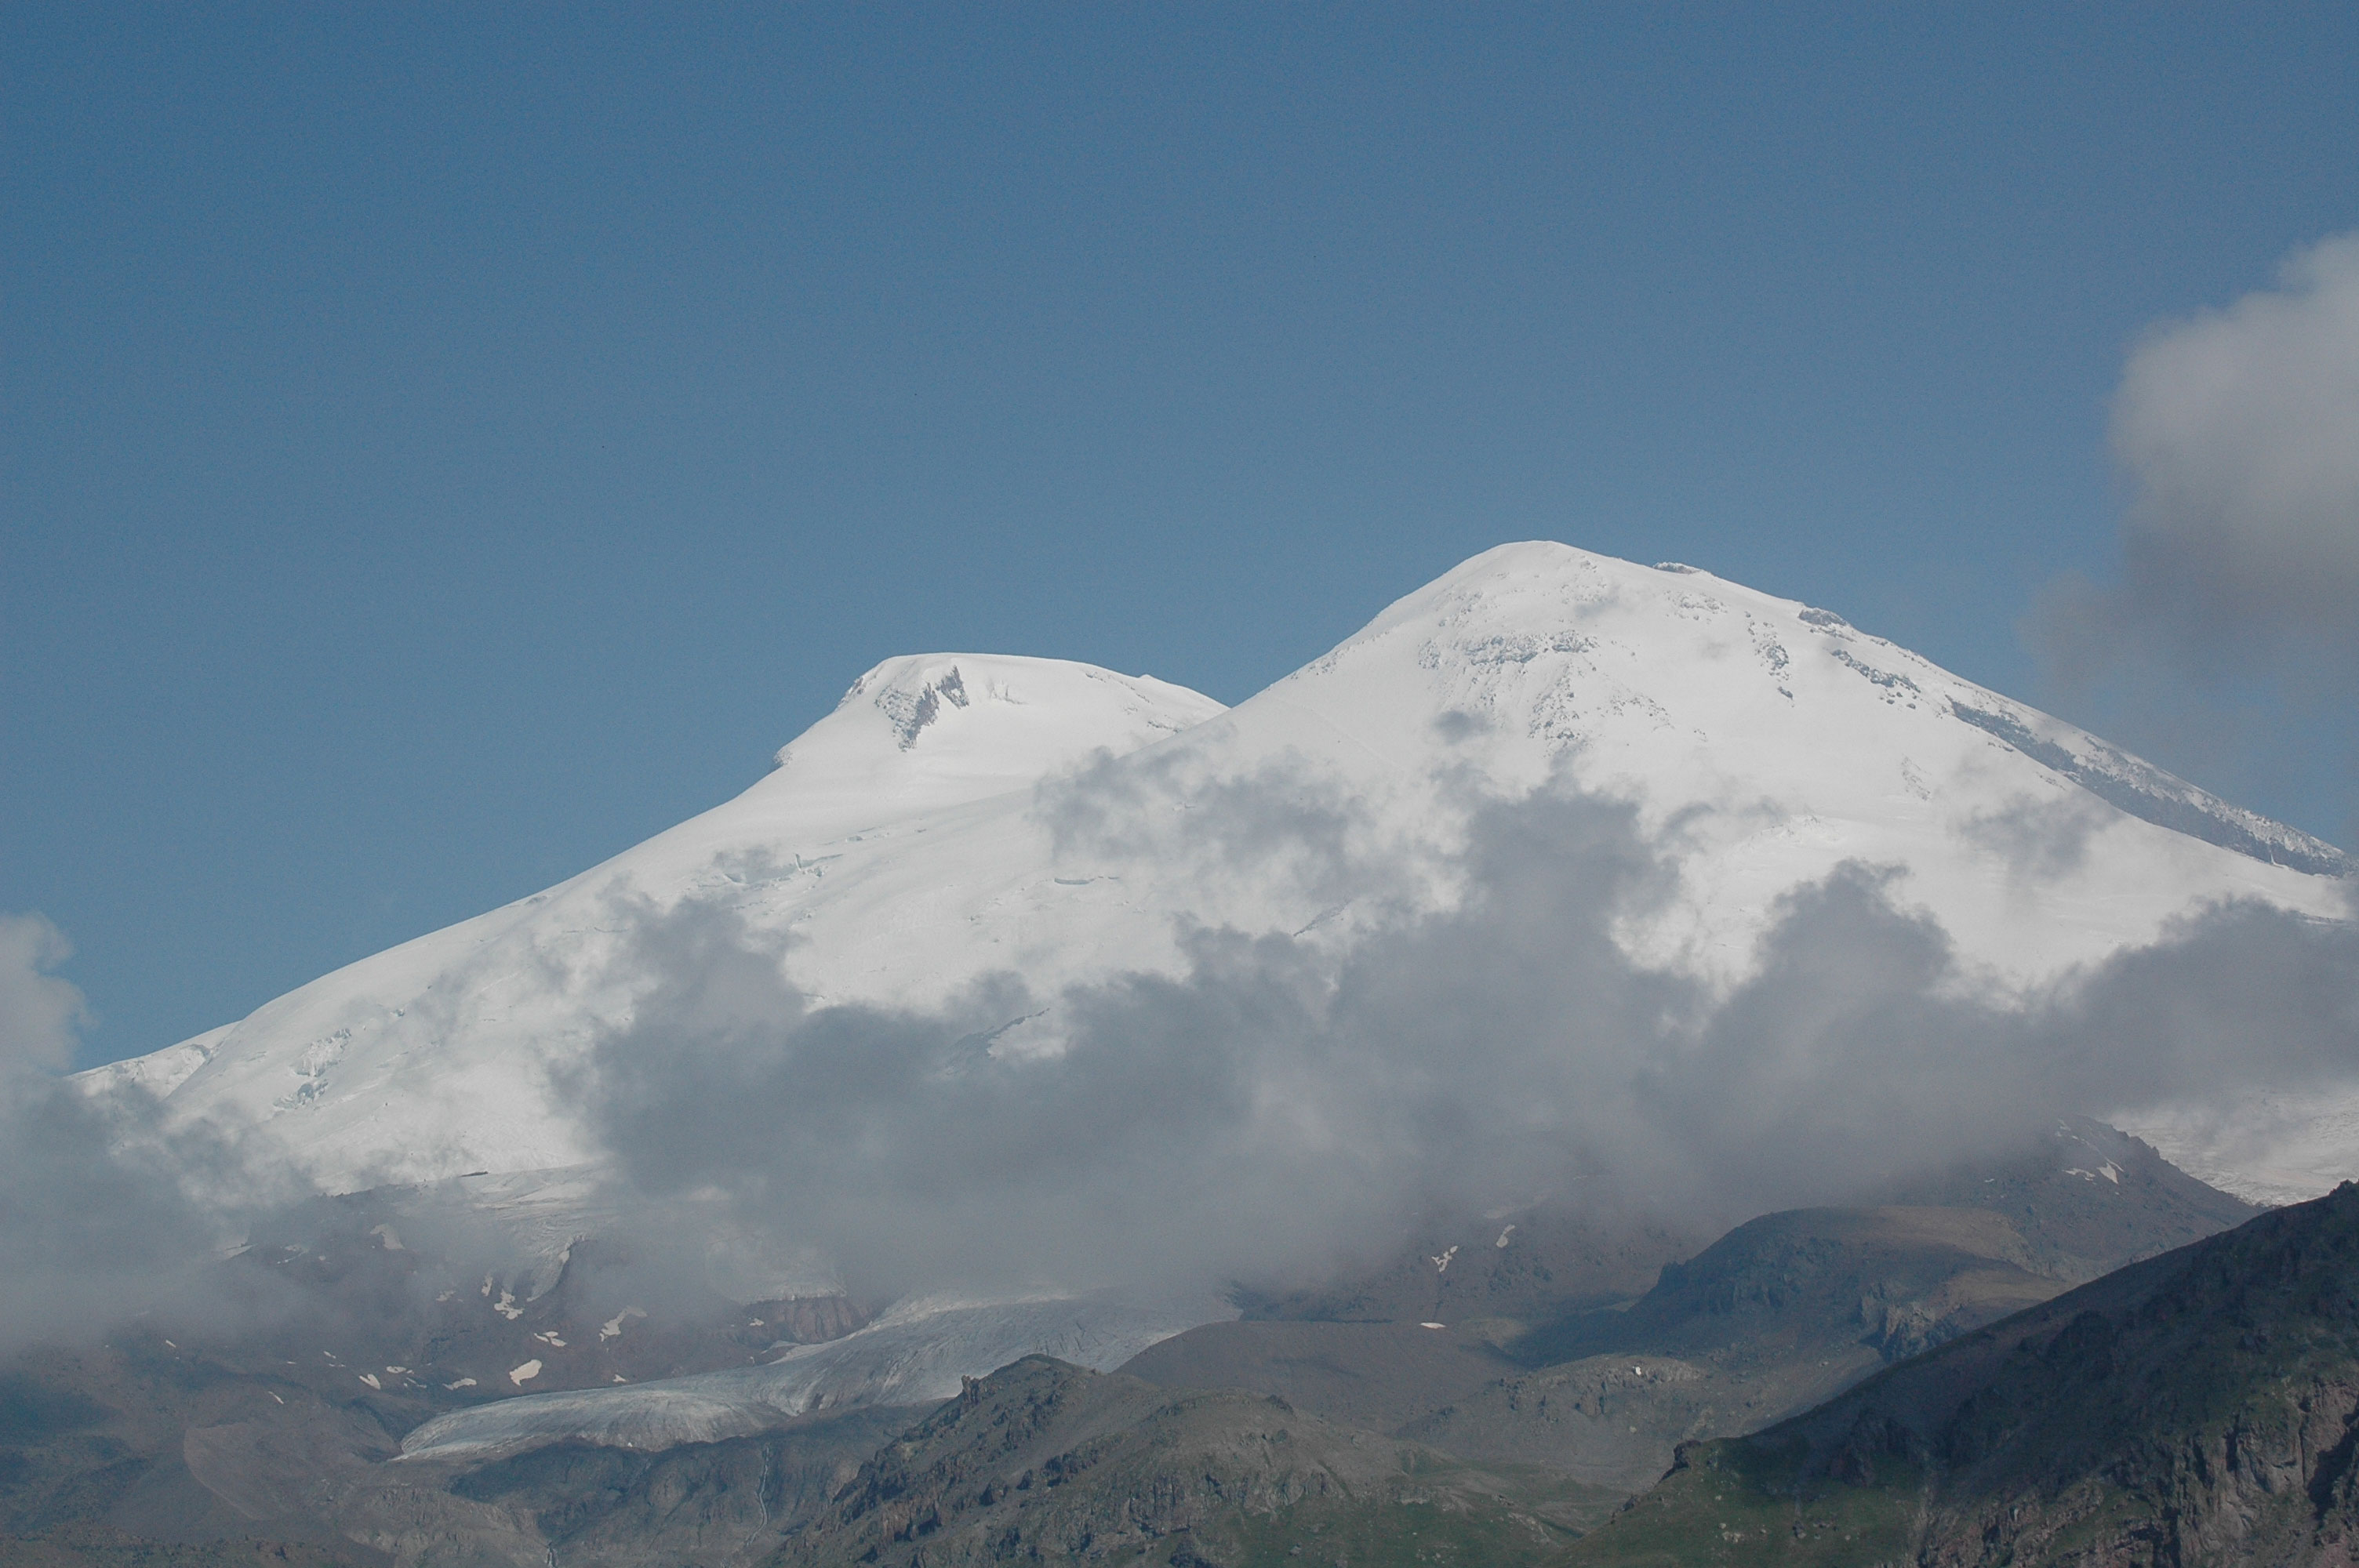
[85,543,2353,1202]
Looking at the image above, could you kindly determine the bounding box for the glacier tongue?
[397,1289,1226,1462]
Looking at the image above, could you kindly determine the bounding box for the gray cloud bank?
[2113,233,2359,661]
[577,779,2359,1305]
[2028,231,2359,848]
[7,752,2356,1354]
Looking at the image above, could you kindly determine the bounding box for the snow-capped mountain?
[83,543,2352,1205]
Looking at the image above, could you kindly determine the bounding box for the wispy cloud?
[0,912,291,1352]
[0,913,87,1076]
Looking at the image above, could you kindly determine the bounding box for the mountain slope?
[770,1354,1587,1568]
[1559,1183,2359,1567]
[83,543,2350,1207]
[1120,1124,2259,1498]
[77,655,1227,1192]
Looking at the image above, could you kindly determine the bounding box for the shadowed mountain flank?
[1124,1126,2263,1497]
[1562,1184,2359,1566]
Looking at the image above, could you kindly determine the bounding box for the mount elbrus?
[83,542,2349,1202]
[25,541,2355,1566]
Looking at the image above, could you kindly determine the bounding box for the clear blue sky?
[6,5,2357,1068]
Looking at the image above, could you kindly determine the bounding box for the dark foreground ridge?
[772,1354,1590,1567]
[1561,1182,2359,1566]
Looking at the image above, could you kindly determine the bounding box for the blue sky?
[6,5,2357,1068]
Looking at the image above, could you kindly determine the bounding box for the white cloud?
[2110,232,2359,659]
[0,912,87,1076]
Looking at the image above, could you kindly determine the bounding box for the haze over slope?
[79,544,2358,1258]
